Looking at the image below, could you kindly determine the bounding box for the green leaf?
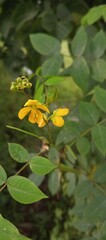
[46,87,57,104]
[29,33,60,56]
[8,143,29,163]
[71,202,87,217]
[84,196,106,222]
[100,222,106,239]
[48,169,61,195]
[75,180,93,199]
[79,102,100,125]
[56,121,80,145]
[41,54,63,76]
[0,214,31,240]
[95,87,106,113]
[28,173,44,187]
[81,5,106,25]
[76,137,90,156]
[65,145,77,163]
[103,7,106,21]
[45,76,63,86]
[34,84,44,102]
[94,164,106,183]
[70,216,93,232]
[29,156,56,175]
[71,26,87,57]
[0,165,7,185]
[66,172,76,196]
[7,176,48,204]
[91,30,106,58]
[92,125,106,156]
[12,2,38,31]
[56,22,71,41]
[70,57,89,91]
[56,3,71,23]
[48,146,59,164]
[41,11,57,32]
[91,59,106,82]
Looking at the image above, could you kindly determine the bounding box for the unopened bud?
[10,75,32,92]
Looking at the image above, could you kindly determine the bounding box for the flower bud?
[10,75,32,92]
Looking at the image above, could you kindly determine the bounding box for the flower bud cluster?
[10,76,32,92]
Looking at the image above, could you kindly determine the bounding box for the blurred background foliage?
[0,0,106,240]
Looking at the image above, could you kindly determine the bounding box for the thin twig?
[69,118,106,147]
[7,125,48,142]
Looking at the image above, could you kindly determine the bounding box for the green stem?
[28,72,48,103]
[28,72,36,81]
[0,183,7,192]
[59,163,82,175]
[69,118,106,147]
[7,125,48,142]
[59,164,106,195]
[15,162,29,176]
[47,123,53,144]
[91,180,106,195]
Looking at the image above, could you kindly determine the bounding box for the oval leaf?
[41,54,63,76]
[48,169,61,195]
[95,87,106,113]
[56,121,80,145]
[29,173,44,187]
[76,137,90,156]
[66,172,76,196]
[81,6,104,25]
[0,165,7,186]
[84,197,106,222]
[75,180,93,199]
[103,7,106,21]
[94,164,106,183]
[29,156,56,175]
[91,30,106,58]
[45,76,63,86]
[7,176,48,204]
[71,26,87,57]
[8,143,29,163]
[70,57,89,91]
[91,59,106,82]
[29,33,60,56]
[92,125,106,156]
[0,214,31,240]
[34,84,44,102]
[79,102,100,125]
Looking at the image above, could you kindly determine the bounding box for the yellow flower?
[51,108,69,127]
[18,99,50,127]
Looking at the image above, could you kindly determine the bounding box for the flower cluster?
[18,99,69,127]
[10,76,32,92]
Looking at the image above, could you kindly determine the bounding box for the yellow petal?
[52,116,64,127]
[24,99,38,107]
[18,107,31,119]
[28,109,37,123]
[38,118,46,128]
[37,104,50,113]
[38,114,47,128]
[35,109,44,125]
[54,108,69,116]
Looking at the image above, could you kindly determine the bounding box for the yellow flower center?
[18,99,49,127]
